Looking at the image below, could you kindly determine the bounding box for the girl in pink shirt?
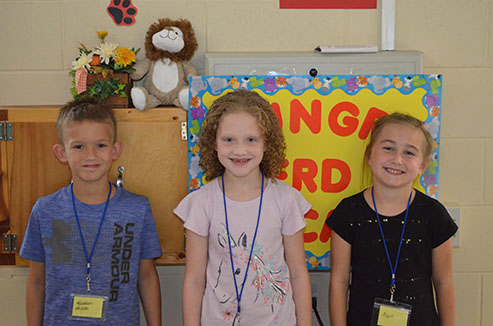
[174,90,312,325]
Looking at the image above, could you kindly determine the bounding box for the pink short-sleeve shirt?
[174,178,311,325]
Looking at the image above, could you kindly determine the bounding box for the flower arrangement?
[70,31,140,102]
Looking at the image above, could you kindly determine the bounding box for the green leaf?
[70,87,78,98]
[118,68,135,74]
[74,74,129,101]
[89,86,99,97]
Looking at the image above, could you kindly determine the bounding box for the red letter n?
[290,99,321,134]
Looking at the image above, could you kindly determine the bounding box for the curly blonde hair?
[199,90,286,181]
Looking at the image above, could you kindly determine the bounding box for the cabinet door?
[1,108,187,266]
[0,140,15,264]
[109,111,187,264]
[5,121,71,266]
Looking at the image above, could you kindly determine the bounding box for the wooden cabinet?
[0,106,187,266]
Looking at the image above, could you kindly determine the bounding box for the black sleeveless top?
[326,190,457,326]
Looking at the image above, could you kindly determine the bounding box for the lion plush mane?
[144,18,198,63]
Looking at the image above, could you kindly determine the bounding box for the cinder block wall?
[1,1,492,325]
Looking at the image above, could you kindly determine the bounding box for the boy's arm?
[138,258,162,326]
[26,261,45,326]
[432,238,455,326]
[182,229,207,326]
[329,231,351,326]
[283,229,312,326]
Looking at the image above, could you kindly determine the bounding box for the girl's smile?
[230,158,251,165]
[384,167,404,174]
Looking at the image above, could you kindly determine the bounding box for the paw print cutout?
[107,0,138,26]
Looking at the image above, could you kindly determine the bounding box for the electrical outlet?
[446,206,460,248]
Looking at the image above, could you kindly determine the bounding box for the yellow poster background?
[189,74,442,269]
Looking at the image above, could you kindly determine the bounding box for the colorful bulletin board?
[280,0,376,9]
[187,74,442,270]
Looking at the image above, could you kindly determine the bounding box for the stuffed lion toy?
[130,18,198,110]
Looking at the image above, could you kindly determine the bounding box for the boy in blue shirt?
[20,98,162,325]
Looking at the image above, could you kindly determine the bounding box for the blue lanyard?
[221,172,264,318]
[371,187,412,302]
[71,182,112,292]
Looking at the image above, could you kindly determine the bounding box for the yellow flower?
[97,31,108,43]
[114,47,136,67]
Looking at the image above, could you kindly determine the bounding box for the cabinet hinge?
[0,123,13,141]
[181,122,188,140]
[2,234,18,252]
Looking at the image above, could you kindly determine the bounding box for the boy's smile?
[54,121,122,188]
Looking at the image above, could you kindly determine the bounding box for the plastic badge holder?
[371,297,412,326]
[69,293,108,322]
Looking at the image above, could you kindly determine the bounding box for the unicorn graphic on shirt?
[215,224,290,324]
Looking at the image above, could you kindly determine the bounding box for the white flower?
[95,42,118,65]
[72,52,93,71]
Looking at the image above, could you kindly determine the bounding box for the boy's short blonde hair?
[56,98,117,144]
[199,90,286,180]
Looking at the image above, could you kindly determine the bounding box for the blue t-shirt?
[20,184,162,325]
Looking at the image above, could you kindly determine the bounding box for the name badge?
[371,298,412,326]
[70,294,108,321]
